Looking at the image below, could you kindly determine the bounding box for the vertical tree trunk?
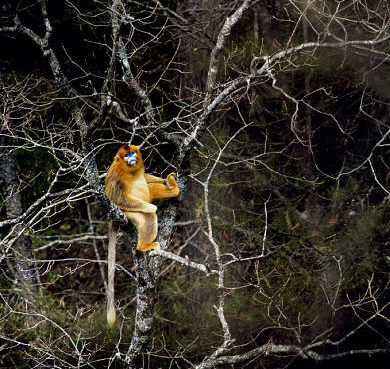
[302,6,312,138]
[124,203,180,367]
[0,128,52,368]
[0,127,38,309]
[125,251,156,367]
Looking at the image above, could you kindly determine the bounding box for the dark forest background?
[1,0,390,368]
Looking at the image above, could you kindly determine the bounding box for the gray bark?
[0,128,37,308]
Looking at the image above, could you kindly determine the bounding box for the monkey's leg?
[137,212,160,251]
[148,174,179,201]
[144,173,165,183]
[126,212,160,251]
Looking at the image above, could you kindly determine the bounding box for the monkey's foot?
[137,242,160,252]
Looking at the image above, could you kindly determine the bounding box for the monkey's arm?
[114,195,157,213]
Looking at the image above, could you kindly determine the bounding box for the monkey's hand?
[142,203,158,213]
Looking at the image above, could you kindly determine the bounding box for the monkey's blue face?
[124,151,137,166]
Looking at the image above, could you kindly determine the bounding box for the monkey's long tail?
[107,221,117,327]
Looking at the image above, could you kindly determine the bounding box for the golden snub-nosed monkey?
[104,144,179,326]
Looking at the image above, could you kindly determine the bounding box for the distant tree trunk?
[174,0,228,96]
[0,126,38,310]
[302,6,312,139]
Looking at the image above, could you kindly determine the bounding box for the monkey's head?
[116,145,144,171]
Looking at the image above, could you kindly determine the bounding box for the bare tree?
[1,0,390,368]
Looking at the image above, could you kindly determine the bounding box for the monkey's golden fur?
[104,144,179,326]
